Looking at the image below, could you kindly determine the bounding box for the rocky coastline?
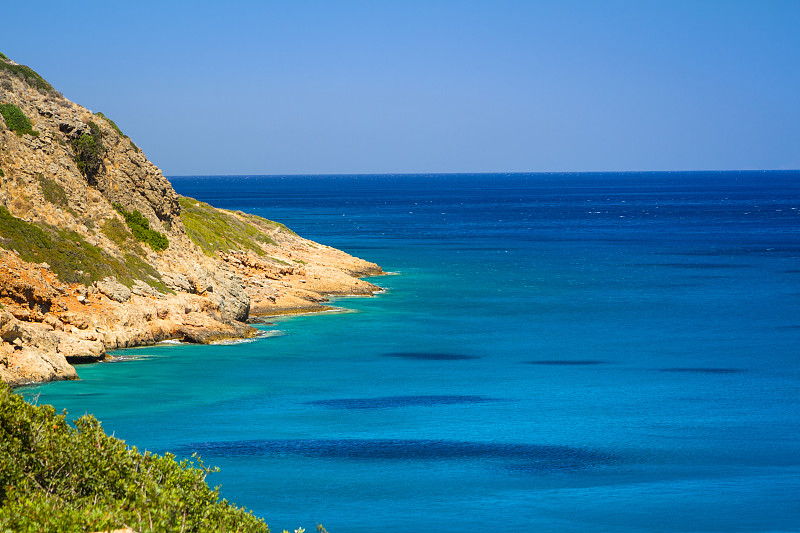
[0,54,383,386]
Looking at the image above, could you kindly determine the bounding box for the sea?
[20,171,800,532]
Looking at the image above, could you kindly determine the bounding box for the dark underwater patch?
[526,360,606,366]
[307,395,498,409]
[636,262,752,269]
[659,368,746,374]
[185,438,612,472]
[384,352,479,360]
[676,247,800,257]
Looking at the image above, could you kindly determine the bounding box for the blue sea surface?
[22,172,800,532]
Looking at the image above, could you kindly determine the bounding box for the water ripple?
[307,395,499,409]
[526,360,607,366]
[185,438,614,472]
[383,352,479,360]
[659,368,747,374]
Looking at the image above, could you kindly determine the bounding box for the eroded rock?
[94,278,132,303]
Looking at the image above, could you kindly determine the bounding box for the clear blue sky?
[3,1,799,175]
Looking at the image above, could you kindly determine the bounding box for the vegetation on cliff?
[70,121,105,183]
[0,384,270,532]
[95,111,140,152]
[179,197,276,256]
[113,203,169,252]
[0,103,38,137]
[0,206,167,290]
[37,174,78,218]
[0,55,56,96]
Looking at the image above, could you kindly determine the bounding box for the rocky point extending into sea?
[0,54,382,386]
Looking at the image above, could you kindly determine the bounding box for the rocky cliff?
[0,54,382,386]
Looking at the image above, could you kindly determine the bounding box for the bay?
[22,171,800,532]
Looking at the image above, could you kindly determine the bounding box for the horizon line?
[167,168,800,178]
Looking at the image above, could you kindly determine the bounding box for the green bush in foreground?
[0,102,38,137]
[0,383,270,532]
[113,203,169,252]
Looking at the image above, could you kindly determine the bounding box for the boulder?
[131,280,167,299]
[54,333,105,363]
[94,278,132,303]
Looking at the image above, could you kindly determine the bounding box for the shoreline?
[1,236,385,387]
[0,56,387,387]
[7,272,387,389]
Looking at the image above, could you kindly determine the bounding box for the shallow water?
[22,172,800,532]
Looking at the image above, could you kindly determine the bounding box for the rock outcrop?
[0,54,383,386]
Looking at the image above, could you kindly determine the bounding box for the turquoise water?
[21,172,800,532]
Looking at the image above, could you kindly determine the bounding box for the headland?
[0,54,382,386]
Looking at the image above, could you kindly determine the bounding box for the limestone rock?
[94,278,132,303]
[54,332,105,363]
[131,280,167,299]
[163,272,192,292]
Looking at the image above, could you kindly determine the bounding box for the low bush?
[37,174,68,207]
[0,206,168,290]
[0,383,271,532]
[0,55,57,95]
[113,203,169,252]
[95,111,140,152]
[0,102,38,136]
[70,121,104,182]
[94,111,123,137]
[101,217,134,248]
[179,196,277,257]
[37,173,78,217]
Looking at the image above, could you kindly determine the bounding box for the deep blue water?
[22,172,800,532]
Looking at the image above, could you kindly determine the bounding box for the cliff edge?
[0,54,382,386]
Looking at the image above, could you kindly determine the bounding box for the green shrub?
[101,217,148,257]
[94,111,123,136]
[113,203,169,252]
[95,111,140,152]
[0,383,270,532]
[36,174,68,206]
[0,103,38,136]
[36,173,78,217]
[0,56,56,95]
[101,217,134,248]
[70,121,104,182]
[0,206,168,290]
[0,168,4,178]
[179,196,277,257]
[0,52,7,60]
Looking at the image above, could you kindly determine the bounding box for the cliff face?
[0,55,382,386]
